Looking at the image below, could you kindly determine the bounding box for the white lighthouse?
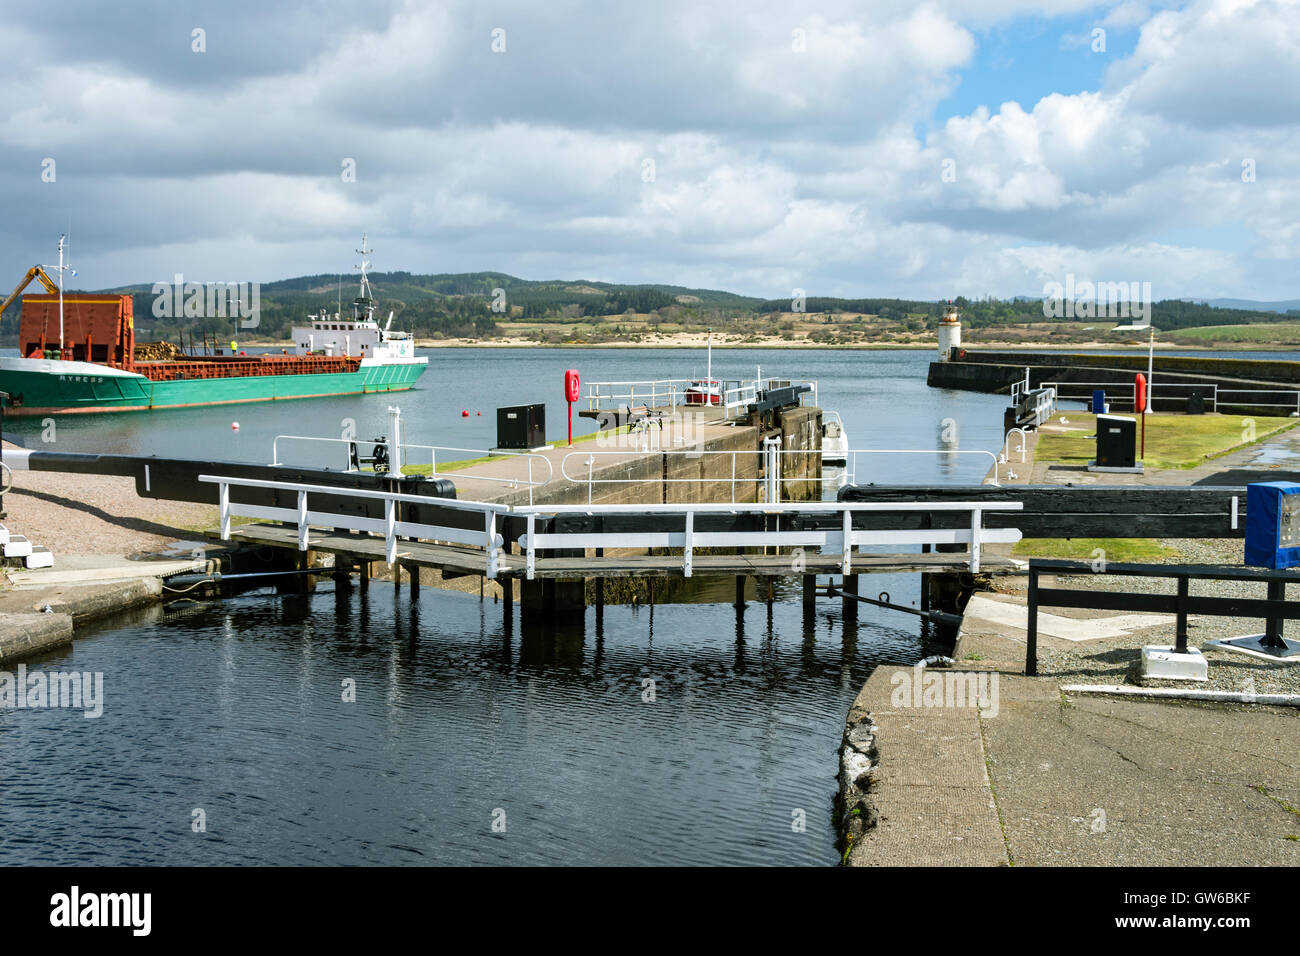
[937,301,962,360]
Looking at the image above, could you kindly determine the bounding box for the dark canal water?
[0,345,1216,864]
[1,581,956,865]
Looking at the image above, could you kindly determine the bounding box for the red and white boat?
[684,328,722,405]
[684,379,722,405]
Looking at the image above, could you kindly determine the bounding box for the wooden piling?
[841,573,859,620]
[501,576,514,632]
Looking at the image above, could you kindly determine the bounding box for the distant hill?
[1183,297,1300,314]
[2,268,1295,344]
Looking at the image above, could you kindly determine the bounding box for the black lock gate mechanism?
[348,436,390,473]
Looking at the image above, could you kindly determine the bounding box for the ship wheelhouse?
[289,234,417,362]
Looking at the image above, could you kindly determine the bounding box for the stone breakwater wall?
[835,698,880,864]
[929,351,1300,414]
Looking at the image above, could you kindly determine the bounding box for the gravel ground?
[3,467,216,556]
[994,537,1300,696]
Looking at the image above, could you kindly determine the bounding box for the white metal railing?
[268,435,553,504]
[560,445,1004,505]
[561,449,765,503]
[1015,385,1057,425]
[199,474,510,576]
[1046,380,1300,415]
[582,379,693,412]
[834,449,1003,490]
[1010,367,1032,404]
[1217,388,1300,415]
[514,500,1024,578]
[1002,428,1028,464]
[581,377,818,421]
[723,382,759,413]
[1043,380,1145,411]
[200,474,1022,582]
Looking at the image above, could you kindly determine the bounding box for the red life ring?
[957,348,967,360]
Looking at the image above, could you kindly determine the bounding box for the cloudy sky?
[1,0,1297,300]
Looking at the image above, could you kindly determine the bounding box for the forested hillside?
[1,270,1293,346]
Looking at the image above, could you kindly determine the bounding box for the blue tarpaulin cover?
[1245,481,1300,569]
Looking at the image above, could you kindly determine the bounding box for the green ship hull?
[0,357,427,416]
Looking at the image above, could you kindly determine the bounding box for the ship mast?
[39,235,75,357]
[706,327,712,385]
[354,233,375,322]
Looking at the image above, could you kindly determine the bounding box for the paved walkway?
[846,663,1300,866]
[848,416,1300,866]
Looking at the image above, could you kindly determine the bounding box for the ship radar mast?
[354,233,375,322]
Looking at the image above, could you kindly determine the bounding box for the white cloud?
[0,0,1297,300]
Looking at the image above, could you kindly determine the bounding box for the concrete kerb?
[0,575,167,665]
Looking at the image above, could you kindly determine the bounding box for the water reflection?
[0,579,936,866]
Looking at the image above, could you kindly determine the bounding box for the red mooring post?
[1135,372,1148,459]
[564,368,580,447]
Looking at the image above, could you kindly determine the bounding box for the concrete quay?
[0,459,237,664]
[839,661,1300,866]
[0,576,166,665]
[841,420,1300,867]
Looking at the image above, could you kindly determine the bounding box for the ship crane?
[0,265,60,318]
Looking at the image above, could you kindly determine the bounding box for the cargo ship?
[0,236,427,416]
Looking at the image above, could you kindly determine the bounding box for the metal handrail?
[771,447,1004,498]
[560,449,765,504]
[840,449,1002,488]
[582,379,694,412]
[1042,380,1142,409]
[516,500,1024,578]
[560,445,1003,505]
[269,434,553,504]
[1025,558,1300,675]
[1217,388,1300,414]
[1010,367,1031,404]
[581,377,819,418]
[1002,427,1028,463]
[199,473,509,576]
[515,500,1022,515]
[1037,380,1300,414]
[199,472,1023,582]
[1047,380,1300,414]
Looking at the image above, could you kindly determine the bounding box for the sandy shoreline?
[229,335,1283,351]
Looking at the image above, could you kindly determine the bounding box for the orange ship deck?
[134,354,364,382]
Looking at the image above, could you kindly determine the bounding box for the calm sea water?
[0,345,1267,865]
[4,346,1010,483]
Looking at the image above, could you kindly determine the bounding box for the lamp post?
[1111,317,1155,413]
[1146,325,1155,415]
